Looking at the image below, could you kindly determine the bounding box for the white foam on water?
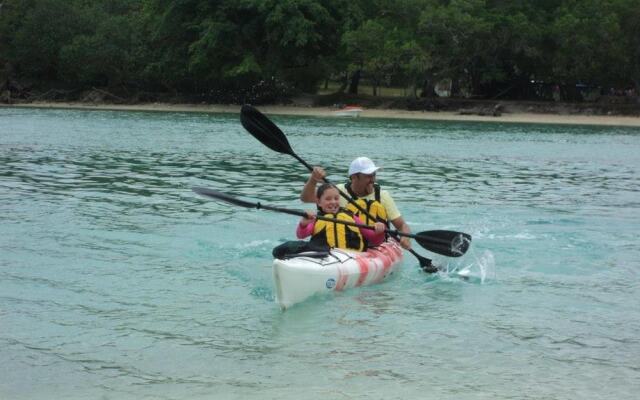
[234,239,275,249]
[436,248,496,284]
[456,250,496,283]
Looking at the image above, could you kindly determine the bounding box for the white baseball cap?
[348,157,381,176]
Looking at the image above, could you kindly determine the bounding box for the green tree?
[145,0,346,95]
[342,19,389,95]
[1,0,84,83]
[417,0,494,97]
[552,0,626,86]
[59,2,149,88]
[2,0,638,102]
[612,0,640,93]
[476,2,544,98]
[341,0,430,95]
[263,0,344,92]
[141,0,208,93]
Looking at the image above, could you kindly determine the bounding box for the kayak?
[333,105,363,117]
[272,240,403,310]
[273,240,403,309]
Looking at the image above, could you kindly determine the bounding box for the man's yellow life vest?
[344,183,389,227]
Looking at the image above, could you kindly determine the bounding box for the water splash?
[250,285,275,302]
[457,250,496,283]
[437,249,496,284]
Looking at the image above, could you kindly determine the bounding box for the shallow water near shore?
[1,107,639,399]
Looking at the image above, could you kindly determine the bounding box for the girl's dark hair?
[316,182,337,199]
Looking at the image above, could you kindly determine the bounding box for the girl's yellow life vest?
[311,209,365,251]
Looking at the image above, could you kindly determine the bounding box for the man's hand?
[310,166,326,183]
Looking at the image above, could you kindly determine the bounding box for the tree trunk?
[451,78,461,98]
[337,71,348,93]
[420,78,435,98]
[408,83,417,98]
[348,70,361,94]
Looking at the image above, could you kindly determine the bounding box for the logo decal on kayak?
[326,278,336,289]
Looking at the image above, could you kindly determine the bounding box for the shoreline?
[4,101,640,127]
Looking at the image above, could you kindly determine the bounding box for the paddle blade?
[240,104,294,155]
[192,187,258,209]
[414,230,472,257]
[407,248,438,273]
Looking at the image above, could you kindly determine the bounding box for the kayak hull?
[333,106,363,117]
[273,241,403,309]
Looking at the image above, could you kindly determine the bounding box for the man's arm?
[380,190,412,250]
[300,177,317,203]
[299,167,325,203]
[390,216,412,250]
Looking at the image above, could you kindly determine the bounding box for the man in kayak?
[299,156,413,250]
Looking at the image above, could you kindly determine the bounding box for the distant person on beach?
[553,84,561,102]
[300,157,412,250]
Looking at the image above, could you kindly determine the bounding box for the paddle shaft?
[297,153,427,258]
[286,148,444,265]
[256,195,435,271]
[240,104,397,232]
[238,105,470,258]
[256,202,379,231]
[285,154,441,264]
[233,198,453,245]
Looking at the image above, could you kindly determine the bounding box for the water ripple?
[2,108,640,400]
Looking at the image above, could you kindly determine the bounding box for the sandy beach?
[4,101,640,127]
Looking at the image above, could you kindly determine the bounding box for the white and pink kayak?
[332,105,363,117]
[272,240,404,309]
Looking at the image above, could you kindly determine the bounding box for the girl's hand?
[300,210,316,226]
[373,222,386,234]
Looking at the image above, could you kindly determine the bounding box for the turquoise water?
[1,107,639,399]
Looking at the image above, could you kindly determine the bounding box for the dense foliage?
[1,0,638,103]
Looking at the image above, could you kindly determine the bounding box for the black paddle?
[241,104,385,217]
[193,187,471,258]
[240,104,471,267]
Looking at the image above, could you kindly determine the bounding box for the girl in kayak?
[296,183,386,251]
